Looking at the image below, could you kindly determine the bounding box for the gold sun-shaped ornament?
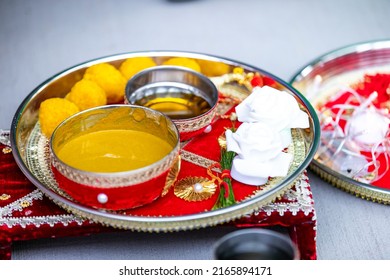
[174,177,217,202]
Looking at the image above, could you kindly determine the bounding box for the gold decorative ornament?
[20,200,30,208]
[2,147,11,154]
[161,156,181,197]
[0,194,11,200]
[210,69,254,98]
[180,150,219,171]
[174,177,217,202]
[217,134,227,149]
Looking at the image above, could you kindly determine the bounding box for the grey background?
[1,0,389,260]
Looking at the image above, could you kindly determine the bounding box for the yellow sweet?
[119,57,157,80]
[162,57,201,72]
[83,63,126,103]
[39,98,80,138]
[65,79,107,111]
[196,60,230,76]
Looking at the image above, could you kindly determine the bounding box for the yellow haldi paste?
[57,129,173,173]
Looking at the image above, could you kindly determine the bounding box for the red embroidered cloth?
[0,137,317,260]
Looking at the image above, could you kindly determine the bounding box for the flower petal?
[225,129,241,154]
[279,129,292,148]
[290,109,310,128]
[230,152,293,185]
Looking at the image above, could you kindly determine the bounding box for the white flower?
[345,107,389,151]
[226,122,282,161]
[230,154,292,186]
[226,122,292,185]
[235,86,309,147]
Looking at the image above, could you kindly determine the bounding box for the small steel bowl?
[125,66,219,140]
[50,105,180,210]
[213,228,299,260]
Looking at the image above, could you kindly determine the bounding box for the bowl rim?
[213,228,299,260]
[10,50,321,230]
